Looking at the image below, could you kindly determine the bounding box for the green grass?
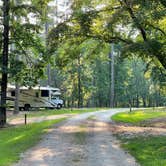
[120,136,166,166]
[8,108,106,121]
[112,109,166,124]
[0,118,65,166]
[28,108,102,117]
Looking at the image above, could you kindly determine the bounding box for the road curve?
[14,108,139,166]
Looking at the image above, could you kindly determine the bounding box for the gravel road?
[14,109,139,166]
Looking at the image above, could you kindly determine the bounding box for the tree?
[0,0,10,127]
[49,0,166,69]
[0,0,50,126]
[47,0,166,108]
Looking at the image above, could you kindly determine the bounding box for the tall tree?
[0,0,50,124]
[110,44,115,108]
[0,0,10,127]
[47,0,166,108]
[50,0,166,68]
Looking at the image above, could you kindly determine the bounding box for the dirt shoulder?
[139,117,166,128]
[109,117,166,138]
[8,113,75,125]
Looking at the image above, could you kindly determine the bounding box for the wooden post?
[110,44,115,108]
[25,114,27,125]
[0,0,10,127]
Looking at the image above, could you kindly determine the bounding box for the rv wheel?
[19,107,24,111]
[24,104,31,111]
[56,104,62,109]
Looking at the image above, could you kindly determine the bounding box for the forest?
[0,0,166,126]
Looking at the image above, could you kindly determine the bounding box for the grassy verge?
[0,118,65,166]
[111,108,166,124]
[8,108,107,122]
[120,136,166,166]
[28,108,103,117]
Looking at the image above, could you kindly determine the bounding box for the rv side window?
[41,90,49,97]
[11,91,15,96]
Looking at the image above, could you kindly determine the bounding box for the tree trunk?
[148,97,152,107]
[77,55,82,108]
[14,84,19,114]
[0,0,10,127]
[132,98,135,107]
[47,64,51,86]
[13,0,20,115]
[45,20,51,86]
[143,97,146,107]
[136,94,139,108]
[110,44,115,108]
[129,99,132,112]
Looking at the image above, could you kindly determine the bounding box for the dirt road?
[14,109,139,166]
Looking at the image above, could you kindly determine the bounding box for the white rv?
[7,85,63,110]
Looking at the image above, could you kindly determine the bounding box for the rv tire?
[56,104,62,109]
[24,104,31,111]
[19,107,24,111]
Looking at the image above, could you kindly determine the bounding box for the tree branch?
[119,0,147,41]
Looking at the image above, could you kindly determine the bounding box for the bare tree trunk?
[14,84,20,114]
[136,94,139,108]
[47,63,51,86]
[129,99,132,112]
[0,0,10,127]
[44,5,51,87]
[13,0,20,114]
[45,19,51,86]
[142,97,146,107]
[77,54,82,108]
[110,44,115,108]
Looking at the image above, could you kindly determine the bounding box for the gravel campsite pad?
[14,109,140,166]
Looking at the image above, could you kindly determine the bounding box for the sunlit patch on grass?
[112,109,166,124]
[5,135,25,144]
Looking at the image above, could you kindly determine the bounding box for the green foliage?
[51,37,111,107]
[45,0,166,108]
[73,9,99,35]
[49,38,165,108]
[50,0,166,68]
[92,60,110,107]
[0,0,165,109]
[0,0,51,87]
[0,118,65,166]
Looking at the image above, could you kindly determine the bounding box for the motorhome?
[7,85,63,110]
